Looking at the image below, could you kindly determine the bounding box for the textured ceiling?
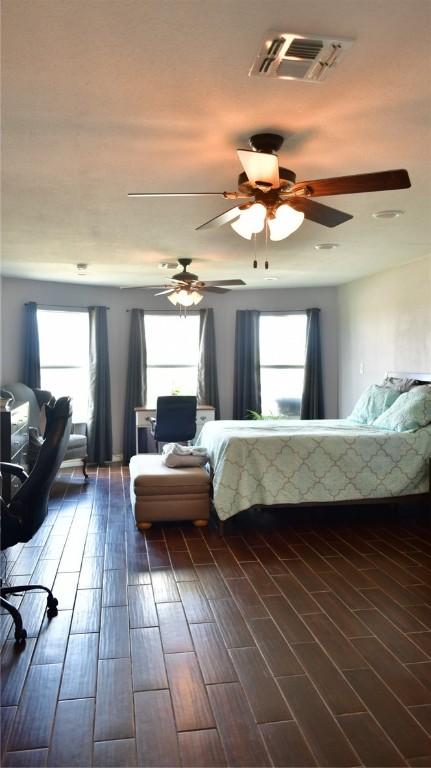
[1,0,431,290]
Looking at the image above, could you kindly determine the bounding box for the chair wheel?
[47,595,58,610]
[15,627,27,643]
[47,607,58,619]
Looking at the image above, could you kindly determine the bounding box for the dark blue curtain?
[87,306,113,464]
[197,308,220,419]
[123,309,147,463]
[23,302,40,388]
[300,307,324,419]
[233,309,261,419]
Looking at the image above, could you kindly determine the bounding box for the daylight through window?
[144,314,200,406]
[37,308,90,422]
[259,313,307,417]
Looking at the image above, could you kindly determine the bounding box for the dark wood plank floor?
[1,465,431,767]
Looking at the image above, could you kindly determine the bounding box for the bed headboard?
[386,371,431,383]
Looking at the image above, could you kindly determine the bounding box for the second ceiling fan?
[129,132,411,241]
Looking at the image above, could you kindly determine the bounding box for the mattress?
[195,419,431,521]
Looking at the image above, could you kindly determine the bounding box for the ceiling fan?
[129,133,411,241]
[129,258,245,307]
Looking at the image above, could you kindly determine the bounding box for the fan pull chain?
[264,220,270,271]
[253,233,257,269]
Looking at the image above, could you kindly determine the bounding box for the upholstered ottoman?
[129,454,210,530]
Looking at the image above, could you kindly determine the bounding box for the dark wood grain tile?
[134,689,180,767]
[126,549,151,585]
[151,567,180,602]
[163,526,187,551]
[99,605,130,658]
[127,585,158,628]
[207,682,271,767]
[169,549,197,581]
[292,641,365,715]
[32,610,72,665]
[157,601,193,653]
[314,590,373,638]
[337,712,407,766]
[196,564,230,599]
[7,664,62,751]
[70,588,101,633]
[273,572,321,614]
[262,532,299,560]
[51,571,79,611]
[226,577,268,619]
[278,675,360,767]
[1,638,37,707]
[177,580,213,622]
[3,749,48,767]
[240,560,280,596]
[263,595,314,644]
[212,548,244,578]
[260,720,317,767]
[302,611,368,670]
[93,738,137,767]
[1,706,17,757]
[102,568,128,606]
[252,545,287,575]
[59,633,99,699]
[352,636,431,706]
[224,535,257,562]
[189,622,237,684]
[209,598,255,648]
[94,658,134,741]
[407,632,431,657]
[187,538,214,565]
[287,557,331,592]
[409,705,431,733]
[229,646,292,723]
[179,729,227,768]
[130,627,168,691]
[355,609,428,663]
[48,697,94,767]
[320,570,373,610]
[165,651,215,731]
[368,552,425,587]
[360,588,428,632]
[345,667,431,759]
[248,617,303,676]
[406,662,431,690]
[78,556,104,589]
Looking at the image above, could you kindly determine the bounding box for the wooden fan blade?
[120,284,166,290]
[201,286,229,294]
[154,288,175,296]
[237,149,280,188]
[128,192,226,197]
[200,279,246,286]
[292,169,411,198]
[195,205,243,230]
[288,198,353,227]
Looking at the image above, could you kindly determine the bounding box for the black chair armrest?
[34,389,53,409]
[0,462,29,484]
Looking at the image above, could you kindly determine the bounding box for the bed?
[196,372,431,524]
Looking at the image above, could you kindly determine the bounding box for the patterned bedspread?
[195,419,431,521]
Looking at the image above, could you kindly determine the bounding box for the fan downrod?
[249,133,284,154]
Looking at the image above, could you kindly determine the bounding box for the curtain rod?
[27,303,110,310]
[126,308,200,313]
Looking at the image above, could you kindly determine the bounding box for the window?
[259,313,307,417]
[37,308,90,422]
[144,314,200,407]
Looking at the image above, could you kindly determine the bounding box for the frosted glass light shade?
[177,289,194,306]
[191,291,203,304]
[231,202,266,239]
[167,292,179,305]
[268,204,304,241]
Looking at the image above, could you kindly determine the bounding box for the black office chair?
[150,396,197,451]
[1,396,72,643]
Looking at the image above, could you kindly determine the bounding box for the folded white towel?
[162,442,208,468]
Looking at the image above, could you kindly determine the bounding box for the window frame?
[37,305,90,423]
[143,311,200,405]
[259,311,307,416]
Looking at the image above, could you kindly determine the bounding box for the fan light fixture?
[167,286,203,307]
[231,202,304,241]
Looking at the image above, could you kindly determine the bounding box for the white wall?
[338,254,431,415]
[1,277,339,455]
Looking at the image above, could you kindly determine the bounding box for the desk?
[135,405,215,454]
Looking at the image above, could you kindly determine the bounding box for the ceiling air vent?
[250,31,354,82]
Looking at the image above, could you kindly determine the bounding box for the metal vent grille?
[285,38,323,60]
[250,31,354,82]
